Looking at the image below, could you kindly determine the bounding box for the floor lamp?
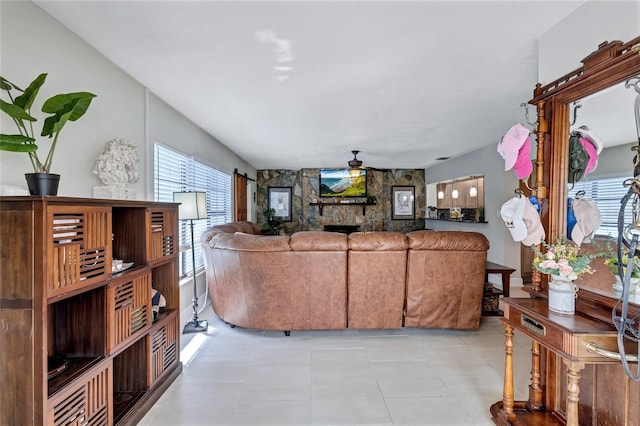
[173,191,209,334]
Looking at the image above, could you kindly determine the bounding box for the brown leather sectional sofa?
[201,222,490,333]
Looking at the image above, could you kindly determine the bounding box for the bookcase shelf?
[0,196,182,425]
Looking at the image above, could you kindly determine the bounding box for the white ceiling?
[35,0,600,170]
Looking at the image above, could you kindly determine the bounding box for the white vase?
[548,274,578,314]
[613,275,640,294]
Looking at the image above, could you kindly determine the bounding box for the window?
[154,143,232,277]
[569,176,633,239]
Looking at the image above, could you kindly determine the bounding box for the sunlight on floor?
[179,329,211,366]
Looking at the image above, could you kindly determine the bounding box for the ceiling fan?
[347,150,389,172]
[348,150,363,168]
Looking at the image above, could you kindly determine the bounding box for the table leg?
[565,360,584,426]
[526,340,544,411]
[502,273,510,297]
[502,322,516,420]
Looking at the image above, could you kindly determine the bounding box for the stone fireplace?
[256,168,425,233]
[323,224,361,234]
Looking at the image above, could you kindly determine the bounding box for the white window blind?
[154,143,232,277]
[569,176,634,239]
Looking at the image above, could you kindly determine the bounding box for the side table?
[483,261,516,315]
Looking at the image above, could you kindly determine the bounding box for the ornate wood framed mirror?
[526,36,640,321]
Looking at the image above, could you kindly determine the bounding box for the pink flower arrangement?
[532,238,598,280]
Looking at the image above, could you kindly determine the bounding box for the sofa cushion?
[348,231,407,251]
[289,231,348,251]
[406,230,489,251]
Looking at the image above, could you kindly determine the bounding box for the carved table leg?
[565,361,584,426]
[502,322,516,420]
[526,340,544,411]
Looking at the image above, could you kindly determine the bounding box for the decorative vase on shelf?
[613,275,640,294]
[548,274,578,315]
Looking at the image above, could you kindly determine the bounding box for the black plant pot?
[25,173,60,196]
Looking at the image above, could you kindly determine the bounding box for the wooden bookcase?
[0,196,182,425]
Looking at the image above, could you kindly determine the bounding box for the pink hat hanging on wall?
[497,123,533,179]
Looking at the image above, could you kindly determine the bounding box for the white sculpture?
[93,138,139,199]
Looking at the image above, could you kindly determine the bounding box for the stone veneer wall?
[257,168,425,233]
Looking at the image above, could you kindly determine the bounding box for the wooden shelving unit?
[0,196,182,425]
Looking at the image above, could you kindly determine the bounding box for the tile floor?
[140,290,533,426]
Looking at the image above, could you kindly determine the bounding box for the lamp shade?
[173,191,208,220]
[469,186,478,197]
[437,191,444,199]
[451,189,459,199]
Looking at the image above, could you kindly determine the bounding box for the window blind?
[154,143,232,277]
[569,176,634,239]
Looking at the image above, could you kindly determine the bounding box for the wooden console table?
[490,298,639,426]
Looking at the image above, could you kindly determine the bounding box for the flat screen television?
[319,168,367,197]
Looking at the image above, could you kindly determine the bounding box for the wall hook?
[520,102,537,127]
[520,179,533,192]
[625,76,640,95]
[569,101,582,126]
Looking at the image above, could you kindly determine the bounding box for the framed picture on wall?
[392,186,415,220]
[268,186,292,222]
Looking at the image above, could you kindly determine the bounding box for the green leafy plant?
[0,73,97,173]
[602,240,640,278]
[261,207,283,235]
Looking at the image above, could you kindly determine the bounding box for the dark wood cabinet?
[0,196,182,425]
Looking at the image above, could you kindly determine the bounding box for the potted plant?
[261,207,283,235]
[0,73,97,195]
[427,205,437,219]
[532,238,601,314]
[603,242,640,292]
[478,206,485,222]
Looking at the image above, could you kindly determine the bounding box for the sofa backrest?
[404,230,489,330]
[406,229,489,251]
[348,231,408,251]
[289,231,348,251]
[347,231,408,329]
[201,221,260,247]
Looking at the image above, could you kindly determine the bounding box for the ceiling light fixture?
[469,186,477,197]
[451,188,459,199]
[437,191,444,199]
[348,150,362,168]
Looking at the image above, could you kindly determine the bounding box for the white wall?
[0,1,146,197]
[0,1,256,204]
[538,1,640,83]
[425,143,521,286]
[424,1,640,288]
[0,1,257,313]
